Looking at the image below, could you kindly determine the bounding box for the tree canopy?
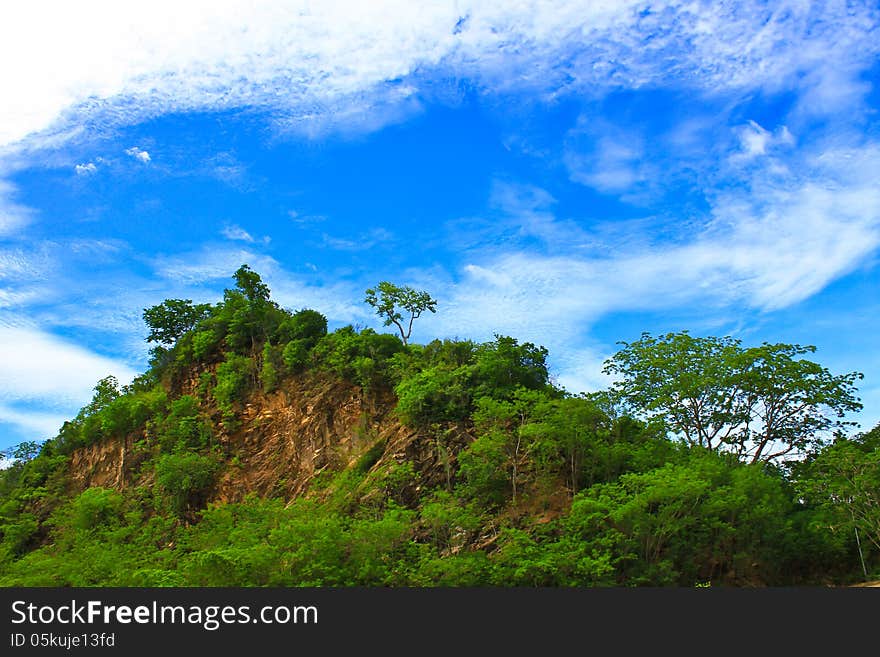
[603,331,863,463]
[143,299,212,346]
[364,281,436,346]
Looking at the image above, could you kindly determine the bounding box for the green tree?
[364,281,436,346]
[603,332,862,463]
[473,335,549,400]
[736,343,863,462]
[222,265,284,356]
[2,441,41,465]
[795,424,880,572]
[143,299,212,346]
[231,264,270,303]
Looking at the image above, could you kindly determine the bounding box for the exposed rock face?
[69,436,137,491]
[66,371,473,507]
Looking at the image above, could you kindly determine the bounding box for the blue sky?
[1,1,879,451]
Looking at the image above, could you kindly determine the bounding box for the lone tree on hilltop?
[364,281,437,346]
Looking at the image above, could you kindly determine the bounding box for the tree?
[143,299,212,346]
[737,343,863,463]
[364,281,436,346]
[473,335,549,400]
[231,264,270,303]
[223,265,282,355]
[2,441,41,465]
[603,332,862,463]
[795,424,880,567]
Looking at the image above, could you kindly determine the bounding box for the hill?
[0,266,877,586]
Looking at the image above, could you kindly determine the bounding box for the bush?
[260,342,282,393]
[213,354,254,424]
[157,395,211,452]
[456,432,510,507]
[395,365,472,428]
[282,339,310,372]
[313,326,403,389]
[68,487,124,531]
[154,453,221,515]
[275,308,328,345]
[1,513,39,557]
[192,328,220,361]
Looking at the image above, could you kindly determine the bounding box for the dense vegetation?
[1,266,877,587]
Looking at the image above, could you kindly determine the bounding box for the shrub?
[260,342,281,393]
[394,365,472,428]
[68,487,124,531]
[158,395,211,452]
[213,354,254,424]
[154,453,221,515]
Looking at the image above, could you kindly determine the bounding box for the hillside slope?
[1,266,877,587]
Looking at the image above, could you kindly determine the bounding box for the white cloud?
[732,121,795,162]
[422,140,880,393]
[0,326,136,406]
[0,403,68,441]
[0,180,32,236]
[564,119,652,196]
[74,161,97,175]
[154,247,280,284]
[0,1,875,152]
[125,146,150,163]
[289,210,326,225]
[221,225,255,243]
[321,227,394,251]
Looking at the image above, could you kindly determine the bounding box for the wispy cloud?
[419,138,880,393]
[565,119,650,195]
[221,225,255,243]
[153,247,280,285]
[0,403,69,441]
[289,210,326,225]
[731,121,795,162]
[321,227,394,252]
[1,2,875,153]
[0,181,32,236]
[0,326,136,406]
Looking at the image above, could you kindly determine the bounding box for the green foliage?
[66,487,124,531]
[457,431,510,507]
[395,365,472,428]
[0,513,39,557]
[143,299,212,346]
[157,395,211,452]
[100,388,168,440]
[604,332,863,463]
[364,281,437,346]
[275,308,328,344]
[277,309,327,373]
[794,424,880,571]
[313,326,403,390]
[213,353,254,424]
[231,264,270,303]
[282,339,310,371]
[393,335,550,429]
[567,451,796,585]
[191,328,220,361]
[260,342,281,393]
[2,441,41,464]
[0,266,872,588]
[473,335,549,400]
[154,453,221,515]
